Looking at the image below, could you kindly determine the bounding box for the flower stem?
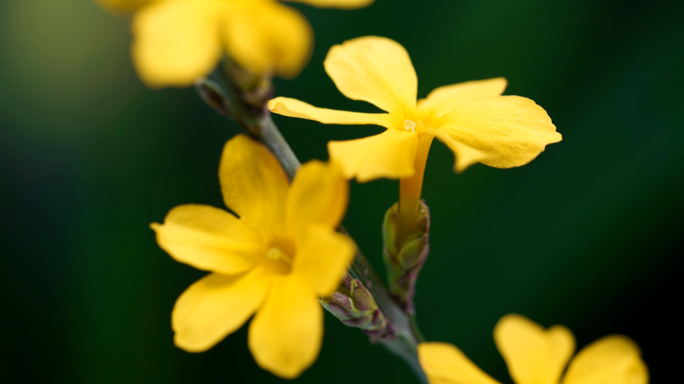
[210,65,427,383]
[409,314,427,344]
[259,119,428,384]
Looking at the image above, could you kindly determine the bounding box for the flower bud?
[382,200,430,314]
[320,272,395,343]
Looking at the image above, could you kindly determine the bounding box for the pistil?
[266,246,293,263]
[404,119,416,132]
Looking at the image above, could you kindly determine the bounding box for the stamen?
[404,120,416,132]
[266,247,292,263]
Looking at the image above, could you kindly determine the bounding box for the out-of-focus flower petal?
[131,0,223,87]
[562,335,648,384]
[494,314,575,384]
[418,342,501,384]
[222,2,312,78]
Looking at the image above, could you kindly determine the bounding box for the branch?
[199,67,427,383]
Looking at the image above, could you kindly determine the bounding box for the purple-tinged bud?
[353,279,377,313]
[320,272,395,343]
[364,310,396,343]
[320,301,353,321]
[342,272,355,292]
[342,315,374,329]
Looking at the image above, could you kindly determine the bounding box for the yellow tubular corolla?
[268,36,562,231]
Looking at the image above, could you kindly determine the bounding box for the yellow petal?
[172,270,269,352]
[219,134,290,239]
[562,335,648,384]
[438,96,562,169]
[293,225,356,296]
[494,314,576,384]
[131,0,223,87]
[418,78,508,119]
[286,161,348,234]
[151,204,261,274]
[248,276,322,379]
[328,129,419,182]
[222,2,312,78]
[94,0,152,15]
[268,97,397,129]
[425,128,487,173]
[284,0,374,9]
[324,36,417,114]
[418,342,501,384]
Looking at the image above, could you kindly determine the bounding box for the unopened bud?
[382,200,430,314]
[321,272,395,343]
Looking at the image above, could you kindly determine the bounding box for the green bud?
[397,235,429,270]
[382,200,431,314]
[320,272,395,342]
[382,203,400,255]
[352,279,378,313]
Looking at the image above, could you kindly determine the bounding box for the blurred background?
[1,0,682,382]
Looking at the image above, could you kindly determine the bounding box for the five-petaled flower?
[418,314,648,384]
[269,36,562,227]
[95,0,373,87]
[151,134,355,378]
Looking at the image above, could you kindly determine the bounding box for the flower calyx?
[382,200,430,314]
[320,272,395,343]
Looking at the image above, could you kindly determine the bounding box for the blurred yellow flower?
[95,0,373,87]
[269,36,562,226]
[418,314,648,384]
[151,134,355,378]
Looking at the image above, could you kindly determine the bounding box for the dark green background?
[1,0,681,382]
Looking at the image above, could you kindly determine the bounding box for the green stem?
[409,314,427,344]
[253,115,299,179]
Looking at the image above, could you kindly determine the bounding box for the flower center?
[266,246,292,264]
[404,119,416,132]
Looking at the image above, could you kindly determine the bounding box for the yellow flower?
[95,0,373,87]
[150,134,355,378]
[268,36,562,228]
[418,314,648,384]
